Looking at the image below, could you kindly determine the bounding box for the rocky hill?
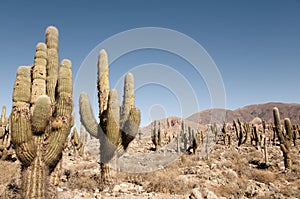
[187,102,300,124]
[141,102,300,139]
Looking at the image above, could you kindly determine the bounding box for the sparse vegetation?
[0,26,299,199]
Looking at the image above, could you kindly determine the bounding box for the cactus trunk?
[22,137,47,199]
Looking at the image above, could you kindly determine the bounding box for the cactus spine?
[11,26,73,199]
[79,49,141,187]
[273,107,292,169]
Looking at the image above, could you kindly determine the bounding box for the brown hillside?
[186,102,300,124]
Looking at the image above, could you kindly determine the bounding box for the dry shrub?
[143,169,193,194]
[122,157,197,195]
[213,177,248,198]
[280,179,300,198]
[216,182,239,197]
[66,170,102,191]
[247,169,275,184]
[247,150,262,162]
[0,161,21,199]
[232,157,249,176]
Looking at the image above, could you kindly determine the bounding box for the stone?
[189,188,203,199]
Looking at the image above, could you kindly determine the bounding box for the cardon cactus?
[79,49,141,187]
[151,120,161,150]
[273,107,292,169]
[11,26,73,198]
[0,105,11,160]
[233,119,248,146]
[70,127,84,156]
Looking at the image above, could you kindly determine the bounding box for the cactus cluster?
[79,49,141,187]
[250,125,262,148]
[11,26,73,198]
[233,119,249,146]
[176,120,199,154]
[219,121,231,145]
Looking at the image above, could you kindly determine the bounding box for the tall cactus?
[273,107,292,169]
[11,26,73,199]
[79,49,141,187]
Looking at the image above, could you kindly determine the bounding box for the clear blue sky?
[1,0,300,126]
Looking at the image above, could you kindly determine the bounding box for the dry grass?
[247,169,276,184]
[122,155,198,195]
[0,161,21,199]
[66,170,102,191]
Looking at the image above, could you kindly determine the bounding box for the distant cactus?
[188,126,192,144]
[186,128,199,155]
[177,125,181,153]
[79,49,141,187]
[11,26,73,198]
[211,123,218,142]
[180,121,188,150]
[251,125,261,148]
[151,121,162,150]
[191,130,200,154]
[71,127,84,156]
[233,119,248,146]
[0,105,12,160]
[218,121,227,145]
[80,124,89,145]
[263,135,269,165]
[273,107,292,169]
[157,122,162,147]
[151,120,158,150]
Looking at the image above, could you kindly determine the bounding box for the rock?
[189,188,203,199]
[210,163,217,170]
[113,184,121,192]
[225,169,238,183]
[204,189,218,199]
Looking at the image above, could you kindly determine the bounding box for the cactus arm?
[44,59,73,168]
[46,26,59,103]
[120,73,134,129]
[117,107,141,155]
[284,118,293,143]
[273,107,282,133]
[79,92,98,137]
[11,66,36,166]
[31,95,52,134]
[97,49,110,116]
[100,89,120,163]
[31,43,47,107]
